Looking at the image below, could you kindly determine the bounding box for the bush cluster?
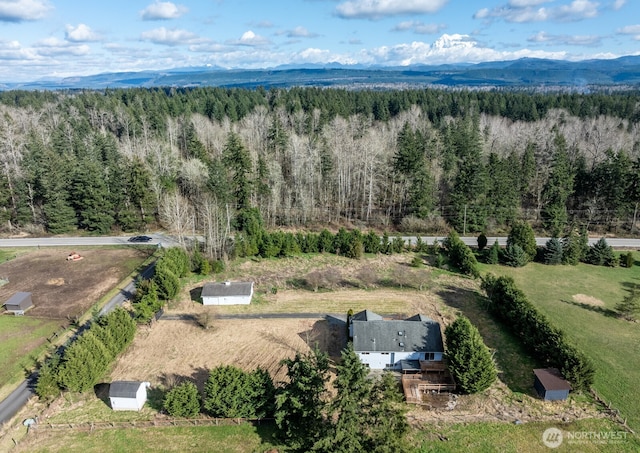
[482,274,595,392]
[443,231,480,278]
[36,308,137,398]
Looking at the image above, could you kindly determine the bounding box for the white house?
[109,381,150,411]
[350,310,444,370]
[201,281,253,305]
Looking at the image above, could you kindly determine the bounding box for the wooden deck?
[402,361,457,404]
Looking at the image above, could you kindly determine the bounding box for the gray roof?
[4,292,33,310]
[405,314,435,322]
[109,381,144,399]
[534,368,571,391]
[351,309,383,322]
[352,318,443,353]
[202,281,253,298]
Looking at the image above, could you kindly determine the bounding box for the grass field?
[0,316,60,397]
[479,257,640,433]
[12,418,637,453]
[5,251,639,452]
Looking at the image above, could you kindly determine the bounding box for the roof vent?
[398,331,404,336]
[224,281,231,286]
[399,342,405,347]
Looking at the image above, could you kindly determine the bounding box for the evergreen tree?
[275,348,329,452]
[164,381,201,418]
[501,244,529,267]
[544,238,563,265]
[313,343,371,453]
[366,371,409,453]
[445,316,497,394]
[586,237,617,266]
[223,132,252,210]
[487,240,500,265]
[542,132,574,235]
[506,221,537,261]
[616,285,640,321]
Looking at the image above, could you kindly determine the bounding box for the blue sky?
[0,0,638,82]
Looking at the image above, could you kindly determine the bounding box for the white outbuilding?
[201,281,254,305]
[109,381,150,411]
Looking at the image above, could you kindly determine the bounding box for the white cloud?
[528,31,601,46]
[34,37,90,56]
[335,0,449,20]
[65,24,101,42]
[358,33,569,66]
[392,20,446,34]
[227,30,271,46]
[140,27,200,46]
[617,24,640,40]
[475,0,600,23]
[140,1,187,20]
[612,0,626,10]
[508,0,551,7]
[0,39,39,60]
[287,26,319,38]
[0,0,51,22]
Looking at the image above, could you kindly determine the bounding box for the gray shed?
[533,368,571,401]
[3,292,33,315]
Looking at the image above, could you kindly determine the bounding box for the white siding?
[202,294,252,305]
[109,385,147,411]
[357,351,443,370]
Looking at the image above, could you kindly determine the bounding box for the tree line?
[163,345,408,453]
[2,87,640,258]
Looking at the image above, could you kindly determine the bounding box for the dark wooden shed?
[3,292,33,315]
[533,368,571,401]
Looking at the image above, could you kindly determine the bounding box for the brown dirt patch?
[572,294,605,307]
[110,318,331,388]
[0,247,150,321]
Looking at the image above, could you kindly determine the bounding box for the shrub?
[501,244,529,267]
[622,251,634,268]
[164,381,201,418]
[543,238,563,265]
[477,233,488,251]
[586,238,617,267]
[445,317,497,394]
[410,255,424,268]
[486,240,500,264]
[481,275,594,391]
[507,221,537,260]
[444,231,480,278]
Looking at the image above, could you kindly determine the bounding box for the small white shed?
[201,281,253,305]
[109,381,150,411]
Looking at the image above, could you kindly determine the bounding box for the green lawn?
[412,418,639,452]
[13,418,639,453]
[14,423,280,453]
[479,257,640,433]
[0,316,60,394]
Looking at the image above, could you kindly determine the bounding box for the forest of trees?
[1,87,640,258]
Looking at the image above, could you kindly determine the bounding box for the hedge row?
[481,274,595,392]
[36,307,137,398]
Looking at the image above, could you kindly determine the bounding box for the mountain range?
[2,56,640,91]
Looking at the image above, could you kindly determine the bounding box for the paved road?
[0,233,180,249]
[403,236,640,248]
[1,234,639,249]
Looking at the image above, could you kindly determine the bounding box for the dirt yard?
[0,248,150,320]
[109,317,335,388]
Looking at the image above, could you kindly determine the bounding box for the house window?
[424,352,435,361]
[381,352,389,355]
[361,352,369,355]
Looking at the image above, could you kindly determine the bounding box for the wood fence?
[33,417,274,432]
